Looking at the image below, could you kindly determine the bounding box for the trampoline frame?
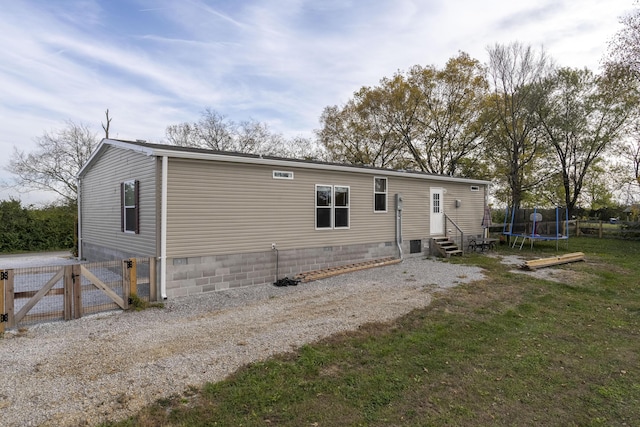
[502,206,569,250]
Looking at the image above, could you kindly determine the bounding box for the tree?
[318,85,413,169]
[408,52,492,175]
[625,123,640,191]
[608,3,640,79]
[610,118,640,203]
[6,121,98,203]
[485,42,554,209]
[318,52,492,175]
[537,66,639,216]
[102,109,112,139]
[165,108,280,153]
[165,108,234,150]
[580,163,617,211]
[165,108,326,160]
[267,136,327,161]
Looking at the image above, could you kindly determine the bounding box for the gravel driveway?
[0,257,484,426]
[0,251,77,269]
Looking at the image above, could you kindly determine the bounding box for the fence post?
[599,221,603,238]
[121,258,139,307]
[149,257,157,302]
[129,258,137,297]
[122,266,129,310]
[576,220,581,236]
[64,266,73,321]
[73,264,82,319]
[1,270,5,333]
[1,270,14,331]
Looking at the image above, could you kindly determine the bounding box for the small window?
[470,185,480,192]
[121,180,139,234]
[316,185,332,229]
[315,185,349,230]
[334,186,350,228]
[273,170,294,179]
[374,177,387,212]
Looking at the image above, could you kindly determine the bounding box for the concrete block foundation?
[83,239,429,299]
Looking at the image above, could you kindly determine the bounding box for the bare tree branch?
[5,121,98,203]
[102,109,112,139]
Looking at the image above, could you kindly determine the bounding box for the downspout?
[77,177,82,260]
[395,193,403,260]
[160,155,168,299]
[484,184,490,239]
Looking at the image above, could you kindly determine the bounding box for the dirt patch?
[489,253,591,284]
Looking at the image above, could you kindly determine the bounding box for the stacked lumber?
[520,252,585,271]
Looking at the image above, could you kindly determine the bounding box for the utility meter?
[395,193,403,211]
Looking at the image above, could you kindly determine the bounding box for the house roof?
[78,138,492,185]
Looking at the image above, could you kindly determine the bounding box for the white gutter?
[77,177,82,260]
[160,155,168,299]
[149,148,491,185]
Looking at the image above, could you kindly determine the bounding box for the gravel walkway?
[0,251,77,269]
[0,257,484,426]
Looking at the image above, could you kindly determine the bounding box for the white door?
[430,187,444,235]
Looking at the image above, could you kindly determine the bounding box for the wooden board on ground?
[520,252,585,271]
[296,258,402,282]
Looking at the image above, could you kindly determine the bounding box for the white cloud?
[0,0,633,203]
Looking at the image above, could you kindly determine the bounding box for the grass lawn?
[105,237,640,426]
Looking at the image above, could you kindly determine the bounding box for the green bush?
[0,199,76,253]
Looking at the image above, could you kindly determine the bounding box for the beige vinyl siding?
[166,159,436,257]
[440,183,486,237]
[80,145,157,256]
[387,176,429,240]
[165,159,488,258]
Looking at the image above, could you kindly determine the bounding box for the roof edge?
[80,139,492,186]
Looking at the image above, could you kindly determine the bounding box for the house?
[77,139,491,299]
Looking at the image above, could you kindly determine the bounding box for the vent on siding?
[409,239,422,254]
[470,185,480,192]
[273,170,294,179]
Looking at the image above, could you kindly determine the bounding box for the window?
[273,170,294,179]
[432,191,441,214]
[334,186,350,228]
[374,177,387,212]
[315,185,350,229]
[121,180,139,234]
[316,185,332,229]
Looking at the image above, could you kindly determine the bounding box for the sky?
[0,0,635,204]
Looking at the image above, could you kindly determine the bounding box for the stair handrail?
[444,213,464,255]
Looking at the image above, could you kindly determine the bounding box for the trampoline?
[502,206,569,250]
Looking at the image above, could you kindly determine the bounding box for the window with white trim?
[121,180,139,234]
[334,186,350,228]
[374,177,387,212]
[315,185,350,229]
[315,185,332,229]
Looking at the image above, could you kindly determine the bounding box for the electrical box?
[455,199,461,208]
[395,193,403,211]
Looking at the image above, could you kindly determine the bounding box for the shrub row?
[0,199,76,253]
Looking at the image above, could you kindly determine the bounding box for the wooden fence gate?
[1,258,156,332]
